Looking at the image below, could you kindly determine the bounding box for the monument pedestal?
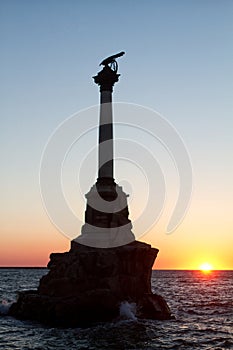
[78,177,135,248]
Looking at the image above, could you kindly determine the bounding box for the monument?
[9,53,172,326]
[76,51,134,248]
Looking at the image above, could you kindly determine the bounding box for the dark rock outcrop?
[9,240,171,326]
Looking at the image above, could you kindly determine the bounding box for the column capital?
[93,66,120,92]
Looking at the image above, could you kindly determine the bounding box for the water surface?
[0,269,232,349]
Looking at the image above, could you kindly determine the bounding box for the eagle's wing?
[100,51,125,66]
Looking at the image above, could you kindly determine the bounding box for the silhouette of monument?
[9,53,172,326]
[76,51,134,248]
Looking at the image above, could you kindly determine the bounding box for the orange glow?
[199,263,213,273]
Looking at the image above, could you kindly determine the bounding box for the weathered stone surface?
[9,240,172,326]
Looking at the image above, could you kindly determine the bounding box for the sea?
[0,269,232,350]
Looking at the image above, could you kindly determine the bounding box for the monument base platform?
[9,240,172,326]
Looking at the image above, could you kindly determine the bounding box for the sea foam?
[119,301,137,321]
[0,300,13,315]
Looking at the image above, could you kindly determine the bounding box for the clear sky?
[1,0,233,269]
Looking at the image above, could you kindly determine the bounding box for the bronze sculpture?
[99,51,125,72]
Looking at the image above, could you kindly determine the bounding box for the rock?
[9,240,172,326]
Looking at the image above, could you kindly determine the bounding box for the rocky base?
[9,240,172,326]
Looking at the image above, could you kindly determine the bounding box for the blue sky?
[1,0,233,267]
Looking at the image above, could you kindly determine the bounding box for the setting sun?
[199,263,213,272]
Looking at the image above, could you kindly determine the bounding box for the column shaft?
[98,90,114,179]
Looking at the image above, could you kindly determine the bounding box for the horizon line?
[0,266,232,271]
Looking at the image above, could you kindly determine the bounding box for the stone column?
[93,66,119,180]
[77,64,134,247]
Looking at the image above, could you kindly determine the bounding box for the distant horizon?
[0,266,232,271]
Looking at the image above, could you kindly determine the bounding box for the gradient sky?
[1,0,233,268]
